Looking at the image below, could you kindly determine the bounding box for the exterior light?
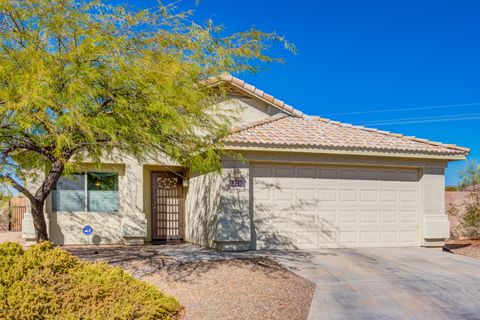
[233,168,241,179]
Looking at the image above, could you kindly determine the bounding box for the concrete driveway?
[267,247,480,320]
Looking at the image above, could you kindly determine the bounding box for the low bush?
[0,242,180,320]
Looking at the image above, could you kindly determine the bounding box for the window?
[53,172,119,212]
[87,172,119,212]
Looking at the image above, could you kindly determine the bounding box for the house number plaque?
[227,168,246,189]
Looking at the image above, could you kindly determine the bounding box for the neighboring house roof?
[225,113,470,157]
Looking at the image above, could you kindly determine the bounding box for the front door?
[151,172,184,241]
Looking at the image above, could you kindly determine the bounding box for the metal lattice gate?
[151,172,184,241]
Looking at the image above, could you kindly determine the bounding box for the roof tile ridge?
[311,116,469,153]
[222,74,304,118]
[231,113,289,133]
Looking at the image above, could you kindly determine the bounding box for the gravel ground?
[67,245,315,320]
[444,239,480,259]
[0,231,25,246]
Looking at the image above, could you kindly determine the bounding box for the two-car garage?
[252,163,420,249]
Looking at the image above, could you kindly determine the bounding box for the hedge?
[0,242,180,320]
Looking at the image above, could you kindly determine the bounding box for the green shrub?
[0,242,180,320]
[445,186,459,191]
[461,192,480,239]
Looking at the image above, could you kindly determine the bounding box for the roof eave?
[222,144,468,161]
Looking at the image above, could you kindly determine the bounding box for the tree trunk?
[31,200,49,242]
[29,159,66,242]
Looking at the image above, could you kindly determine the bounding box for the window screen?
[52,174,85,212]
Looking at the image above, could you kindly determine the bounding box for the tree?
[459,160,480,191]
[0,0,295,242]
[448,161,480,239]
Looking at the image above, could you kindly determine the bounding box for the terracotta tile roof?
[225,114,470,156]
[205,74,304,117]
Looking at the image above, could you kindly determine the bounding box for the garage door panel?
[399,190,416,202]
[296,232,317,248]
[318,189,337,201]
[340,231,358,244]
[253,164,419,249]
[360,210,379,223]
[317,210,337,223]
[380,231,398,243]
[339,210,358,223]
[380,210,398,223]
[319,230,338,244]
[399,210,417,222]
[273,188,294,200]
[296,211,316,222]
[256,232,296,250]
[399,230,417,243]
[339,189,357,201]
[360,231,378,244]
[296,188,316,200]
[360,190,378,202]
[380,190,398,202]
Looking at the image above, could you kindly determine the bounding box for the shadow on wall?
[187,170,342,251]
[186,172,221,248]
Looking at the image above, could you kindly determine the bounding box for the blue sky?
[128,0,480,185]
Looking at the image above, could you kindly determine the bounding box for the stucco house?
[22,75,469,250]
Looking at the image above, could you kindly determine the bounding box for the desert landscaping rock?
[67,245,315,320]
[445,239,480,259]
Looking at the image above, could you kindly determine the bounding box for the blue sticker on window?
[82,225,93,236]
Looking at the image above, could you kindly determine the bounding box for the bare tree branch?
[0,173,35,203]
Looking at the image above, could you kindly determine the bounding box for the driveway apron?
[266,247,480,320]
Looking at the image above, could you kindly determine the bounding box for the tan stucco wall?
[23,156,161,245]
[47,164,126,245]
[217,95,285,125]
[184,171,222,248]
[184,160,251,250]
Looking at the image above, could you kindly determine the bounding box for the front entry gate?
[151,172,184,241]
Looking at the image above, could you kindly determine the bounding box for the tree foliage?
[459,160,480,191]
[448,161,480,239]
[0,0,294,241]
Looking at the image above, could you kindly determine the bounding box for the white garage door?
[252,164,419,249]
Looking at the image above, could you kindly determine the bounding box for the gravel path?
[444,239,480,259]
[67,245,315,320]
[0,231,25,246]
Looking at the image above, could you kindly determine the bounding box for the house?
[21,75,470,250]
